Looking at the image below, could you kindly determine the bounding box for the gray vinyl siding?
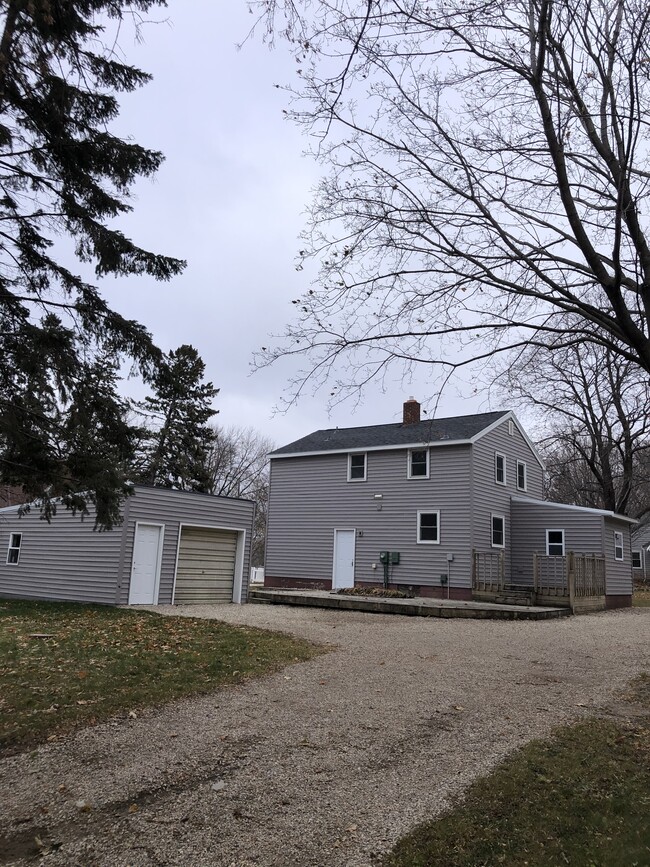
[470,419,544,581]
[603,517,633,596]
[510,501,603,584]
[266,444,473,589]
[0,487,254,605]
[0,505,123,603]
[119,487,255,605]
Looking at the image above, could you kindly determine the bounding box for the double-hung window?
[495,453,506,485]
[348,453,367,482]
[408,449,429,479]
[6,533,22,565]
[546,529,565,556]
[614,531,624,561]
[491,514,505,548]
[516,460,527,491]
[417,511,440,544]
[632,550,642,569]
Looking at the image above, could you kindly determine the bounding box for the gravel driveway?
[1,604,648,867]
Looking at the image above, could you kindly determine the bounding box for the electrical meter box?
[390,551,400,564]
[379,550,389,564]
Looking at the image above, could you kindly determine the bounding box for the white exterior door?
[333,529,355,589]
[129,524,163,604]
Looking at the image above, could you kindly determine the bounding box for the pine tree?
[136,345,219,491]
[0,1,185,527]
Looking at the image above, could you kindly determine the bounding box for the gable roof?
[271,410,512,458]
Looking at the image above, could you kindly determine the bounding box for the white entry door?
[129,524,163,604]
[333,529,355,589]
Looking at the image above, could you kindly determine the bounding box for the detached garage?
[0,486,255,606]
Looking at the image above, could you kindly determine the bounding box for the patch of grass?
[0,600,323,755]
[633,585,650,607]
[385,674,650,867]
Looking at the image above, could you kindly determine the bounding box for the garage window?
[6,533,22,565]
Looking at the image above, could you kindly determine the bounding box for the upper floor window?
[614,531,624,561]
[546,529,565,556]
[516,460,527,491]
[348,453,367,482]
[417,511,440,544]
[508,420,514,436]
[495,452,506,486]
[6,533,22,565]
[632,550,642,569]
[408,448,429,479]
[491,514,505,548]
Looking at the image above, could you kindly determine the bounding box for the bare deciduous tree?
[253,1,650,405]
[205,426,274,565]
[498,338,650,517]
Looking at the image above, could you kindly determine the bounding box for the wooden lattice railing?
[472,550,505,593]
[533,552,606,605]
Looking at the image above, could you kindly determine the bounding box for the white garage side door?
[174,527,238,604]
[129,524,163,605]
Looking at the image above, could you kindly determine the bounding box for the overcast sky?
[101,3,491,448]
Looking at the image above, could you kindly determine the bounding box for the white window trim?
[546,529,565,556]
[614,531,624,561]
[417,510,440,545]
[6,533,22,565]
[495,452,506,486]
[408,448,430,479]
[632,549,642,569]
[516,460,527,492]
[491,514,506,549]
[347,452,367,482]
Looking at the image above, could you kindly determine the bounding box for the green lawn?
[385,674,650,867]
[0,600,323,755]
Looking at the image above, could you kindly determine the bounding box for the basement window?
[6,533,22,565]
[614,531,624,561]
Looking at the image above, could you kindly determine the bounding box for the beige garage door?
[174,527,238,604]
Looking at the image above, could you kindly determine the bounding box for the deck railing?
[533,553,568,596]
[533,552,606,606]
[472,549,505,593]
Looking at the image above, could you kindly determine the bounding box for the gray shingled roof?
[270,410,510,456]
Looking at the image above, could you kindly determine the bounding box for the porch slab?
[249,588,570,620]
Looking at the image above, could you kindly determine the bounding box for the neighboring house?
[265,399,634,610]
[0,486,254,606]
[631,523,650,581]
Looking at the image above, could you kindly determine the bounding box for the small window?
[417,511,440,544]
[614,531,624,561]
[495,453,506,485]
[491,514,505,548]
[546,529,565,556]
[6,533,22,565]
[632,550,642,569]
[408,448,429,479]
[516,460,527,491]
[348,453,366,482]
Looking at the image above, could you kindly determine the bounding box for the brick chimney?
[403,396,421,425]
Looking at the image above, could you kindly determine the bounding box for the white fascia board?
[511,495,638,524]
[270,439,474,460]
[470,411,546,471]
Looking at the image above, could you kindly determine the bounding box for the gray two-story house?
[265,400,634,610]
